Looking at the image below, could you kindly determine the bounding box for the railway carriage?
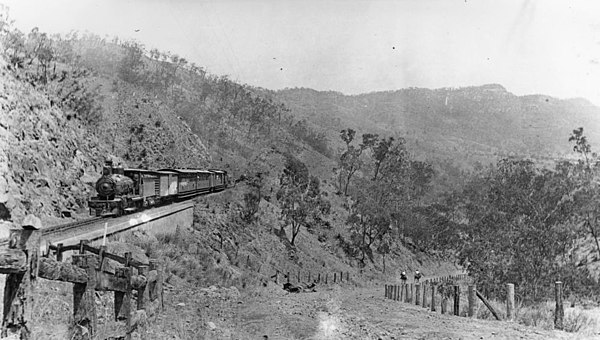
[209,169,228,191]
[160,168,213,198]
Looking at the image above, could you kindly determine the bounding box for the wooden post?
[346,272,349,281]
[287,272,290,283]
[297,270,300,283]
[340,271,343,283]
[410,283,414,303]
[468,285,476,317]
[137,265,149,311]
[476,290,500,321]
[325,273,328,284]
[78,239,88,254]
[384,285,388,298]
[415,284,421,306]
[394,285,399,301]
[148,259,163,311]
[72,253,98,336]
[431,283,436,312]
[441,297,448,314]
[422,283,428,308]
[453,285,460,316]
[400,283,404,301]
[405,284,409,303]
[555,281,564,330]
[308,272,311,282]
[506,283,515,321]
[1,229,41,339]
[56,243,63,262]
[334,273,337,283]
[317,273,321,283]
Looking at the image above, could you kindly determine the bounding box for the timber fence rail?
[0,228,164,340]
[384,276,567,330]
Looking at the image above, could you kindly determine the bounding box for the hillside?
[276,85,600,167]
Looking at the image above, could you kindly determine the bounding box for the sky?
[2,0,600,105]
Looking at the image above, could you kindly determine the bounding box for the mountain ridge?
[276,83,600,167]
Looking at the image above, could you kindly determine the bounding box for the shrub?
[564,308,597,333]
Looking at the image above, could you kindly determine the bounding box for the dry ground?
[144,282,584,340]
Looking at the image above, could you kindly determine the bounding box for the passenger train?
[88,159,230,217]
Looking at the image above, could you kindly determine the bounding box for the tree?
[338,130,378,195]
[371,136,394,180]
[568,128,600,258]
[118,41,145,83]
[347,179,393,265]
[277,155,329,246]
[569,127,592,167]
[454,159,581,302]
[241,172,264,223]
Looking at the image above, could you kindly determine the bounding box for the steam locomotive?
[88,159,230,217]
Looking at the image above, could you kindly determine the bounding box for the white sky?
[2,0,600,105]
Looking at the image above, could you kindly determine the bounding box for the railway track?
[41,216,106,238]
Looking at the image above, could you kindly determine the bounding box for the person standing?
[414,270,422,283]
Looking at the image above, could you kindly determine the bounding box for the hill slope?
[276,85,600,166]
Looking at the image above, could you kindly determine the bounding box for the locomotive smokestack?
[102,157,114,176]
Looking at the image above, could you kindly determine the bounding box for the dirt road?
[159,283,579,340]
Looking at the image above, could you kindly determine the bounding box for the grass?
[471,295,600,335]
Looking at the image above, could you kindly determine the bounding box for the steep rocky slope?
[0,62,212,229]
[0,57,108,226]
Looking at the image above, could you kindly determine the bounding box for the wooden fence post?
[325,273,328,284]
[1,229,41,339]
[385,285,388,298]
[346,272,349,282]
[506,283,515,321]
[287,272,290,283]
[334,273,337,283]
[340,271,343,283]
[422,282,428,308]
[297,270,300,283]
[468,285,476,317]
[453,285,460,316]
[148,259,163,311]
[400,283,404,301]
[114,253,133,339]
[476,290,500,321]
[555,281,564,330]
[56,243,63,262]
[317,273,320,283]
[410,283,414,303]
[415,284,421,306]
[441,297,447,314]
[137,265,149,312]
[431,283,436,312]
[308,272,311,282]
[395,285,399,301]
[72,253,98,336]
